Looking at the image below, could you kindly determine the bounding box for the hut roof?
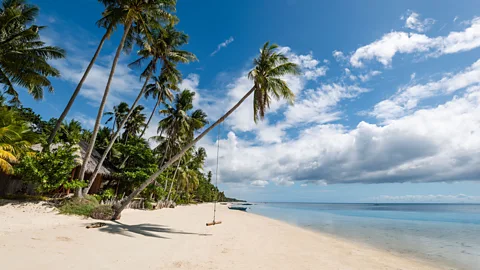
[31,141,116,175]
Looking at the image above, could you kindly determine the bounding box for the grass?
[58,195,99,217]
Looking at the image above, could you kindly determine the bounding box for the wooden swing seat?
[206,221,222,226]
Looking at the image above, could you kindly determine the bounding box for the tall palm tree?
[139,64,180,138]
[47,0,177,146]
[83,24,196,194]
[112,42,300,219]
[78,0,177,195]
[0,0,65,106]
[0,107,37,173]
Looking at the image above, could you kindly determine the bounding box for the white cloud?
[350,32,433,67]
[284,83,369,126]
[454,16,459,23]
[372,194,480,202]
[350,17,480,67]
[410,72,416,80]
[190,46,331,144]
[402,11,435,32]
[372,59,480,121]
[358,70,381,82]
[200,87,480,186]
[211,37,234,56]
[332,50,346,61]
[251,180,269,187]
[71,113,96,129]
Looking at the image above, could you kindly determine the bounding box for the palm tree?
[0,107,37,173]
[47,0,177,146]
[83,23,196,194]
[0,0,65,106]
[78,0,177,195]
[104,102,130,134]
[112,42,300,219]
[139,64,180,138]
[123,105,146,142]
[170,147,206,202]
[158,90,207,196]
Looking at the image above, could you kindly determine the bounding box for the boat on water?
[228,206,247,211]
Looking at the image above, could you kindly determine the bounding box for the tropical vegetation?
[0,0,300,220]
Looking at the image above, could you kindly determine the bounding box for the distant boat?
[228,206,247,211]
[241,203,253,206]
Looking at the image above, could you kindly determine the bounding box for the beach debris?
[86,222,107,229]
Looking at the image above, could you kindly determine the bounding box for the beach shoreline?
[0,201,445,270]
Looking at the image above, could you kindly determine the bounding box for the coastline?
[0,201,444,270]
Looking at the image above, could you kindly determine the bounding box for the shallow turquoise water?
[248,203,480,269]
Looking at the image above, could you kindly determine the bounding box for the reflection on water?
[249,203,480,270]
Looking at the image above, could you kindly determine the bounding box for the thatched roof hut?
[31,141,116,176]
[29,141,117,194]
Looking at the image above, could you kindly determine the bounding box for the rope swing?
[206,123,222,226]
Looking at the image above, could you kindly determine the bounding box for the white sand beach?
[0,202,444,270]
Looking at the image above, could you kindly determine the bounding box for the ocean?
[248,203,480,270]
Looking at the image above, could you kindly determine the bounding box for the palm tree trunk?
[140,97,160,138]
[47,25,113,146]
[166,160,181,202]
[112,86,256,219]
[77,21,133,191]
[83,74,151,195]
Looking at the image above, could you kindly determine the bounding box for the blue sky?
[19,0,480,202]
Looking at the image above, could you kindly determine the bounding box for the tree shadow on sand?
[98,221,212,239]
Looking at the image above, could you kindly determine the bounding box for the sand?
[0,201,444,270]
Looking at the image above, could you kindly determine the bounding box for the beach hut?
[0,141,117,196]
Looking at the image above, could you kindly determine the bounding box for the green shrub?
[58,195,99,216]
[90,205,115,220]
[16,143,81,194]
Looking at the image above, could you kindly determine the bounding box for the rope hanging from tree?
[206,123,222,226]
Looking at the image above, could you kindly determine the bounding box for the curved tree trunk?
[140,97,161,138]
[111,86,256,219]
[83,74,151,195]
[77,21,133,191]
[47,25,113,146]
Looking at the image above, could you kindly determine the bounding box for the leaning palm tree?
[0,0,65,106]
[83,24,196,194]
[78,0,177,195]
[112,42,300,219]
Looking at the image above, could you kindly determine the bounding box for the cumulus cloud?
[402,11,435,32]
[350,17,480,67]
[200,88,480,186]
[211,37,234,56]
[372,59,480,121]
